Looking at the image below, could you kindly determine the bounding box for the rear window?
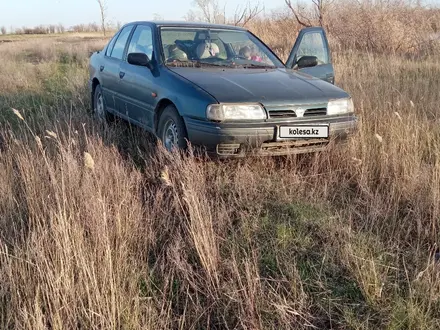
[105,32,119,56]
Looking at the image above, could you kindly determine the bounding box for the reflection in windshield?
[161,27,282,69]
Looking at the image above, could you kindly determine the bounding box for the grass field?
[1,32,440,329]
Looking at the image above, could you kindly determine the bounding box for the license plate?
[279,125,329,139]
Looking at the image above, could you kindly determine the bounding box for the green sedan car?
[89,21,357,157]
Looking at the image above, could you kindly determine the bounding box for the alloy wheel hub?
[164,120,178,151]
[95,93,104,118]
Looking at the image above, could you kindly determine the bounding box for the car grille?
[216,144,241,156]
[259,139,329,155]
[304,108,327,116]
[268,110,297,118]
[268,107,327,118]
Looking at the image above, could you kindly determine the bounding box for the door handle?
[119,71,125,79]
[100,65,104,72]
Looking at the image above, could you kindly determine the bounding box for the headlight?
[327,98,354,115]
[206,103,267,121]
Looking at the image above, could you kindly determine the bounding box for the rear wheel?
[157,105,188,152]
[93,85,113,123]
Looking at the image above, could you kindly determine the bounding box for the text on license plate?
[279,125,329,139]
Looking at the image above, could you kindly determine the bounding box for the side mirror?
[127,53,152,68]
[296,55,318,69]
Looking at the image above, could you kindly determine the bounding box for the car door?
[286,27,335,84]
[100,25,134,113]
[117,24,156,130]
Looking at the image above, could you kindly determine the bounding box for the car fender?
[153,67,219,121]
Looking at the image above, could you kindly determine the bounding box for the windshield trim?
[157,26,286,69]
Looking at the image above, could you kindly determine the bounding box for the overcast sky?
[0,0,289,29]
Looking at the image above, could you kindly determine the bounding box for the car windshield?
[160,27,284,69]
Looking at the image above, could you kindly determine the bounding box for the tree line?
[0,22,123,36]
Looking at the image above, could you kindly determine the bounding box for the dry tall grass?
[249,1,440,58]
[0,19,440,330]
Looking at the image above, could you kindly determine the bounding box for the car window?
[160,30,198,61]
[296,32,329,65]
[159,27,284,68]
[127,25,153,59]
[110,25,133,60]
[161,30,196,46]
[194,32,227,59]
[106,35,117,56]
[105,32,119,56]
[226,39,273,66]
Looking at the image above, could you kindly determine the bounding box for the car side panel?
[116,23,157,129]
[89,30,123,112]
[117,61,157,129]
[298,63,335,84]
[91,28,218,134]
[98,56,122,112]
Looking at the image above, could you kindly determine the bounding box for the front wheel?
[157,105,188,152]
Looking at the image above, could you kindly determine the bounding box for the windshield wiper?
[166,59,197,67]
[194,61,234,68]
[166,59,233,68]
[241,63,276,69]
[168,59,272,69]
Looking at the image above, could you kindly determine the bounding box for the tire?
[157,105,188,152]
[93,85,113,123]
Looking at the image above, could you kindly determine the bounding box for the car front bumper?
[184,114,358,157]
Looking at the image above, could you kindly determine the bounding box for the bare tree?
[188,0,226,24]
[0,26,6,35]
[232,2,264,26]
[285,0,334,28]
[285,0,312,27]
[89,22,100,32]
[312,0,330,27]
[96,0,108,36]
[57,23,65,34]
[186,0,262,26]
[184,10,198,22]
[153,13,164,21]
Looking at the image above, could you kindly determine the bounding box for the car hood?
[168,67,349,106]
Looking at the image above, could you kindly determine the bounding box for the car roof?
[124,21,247,31]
